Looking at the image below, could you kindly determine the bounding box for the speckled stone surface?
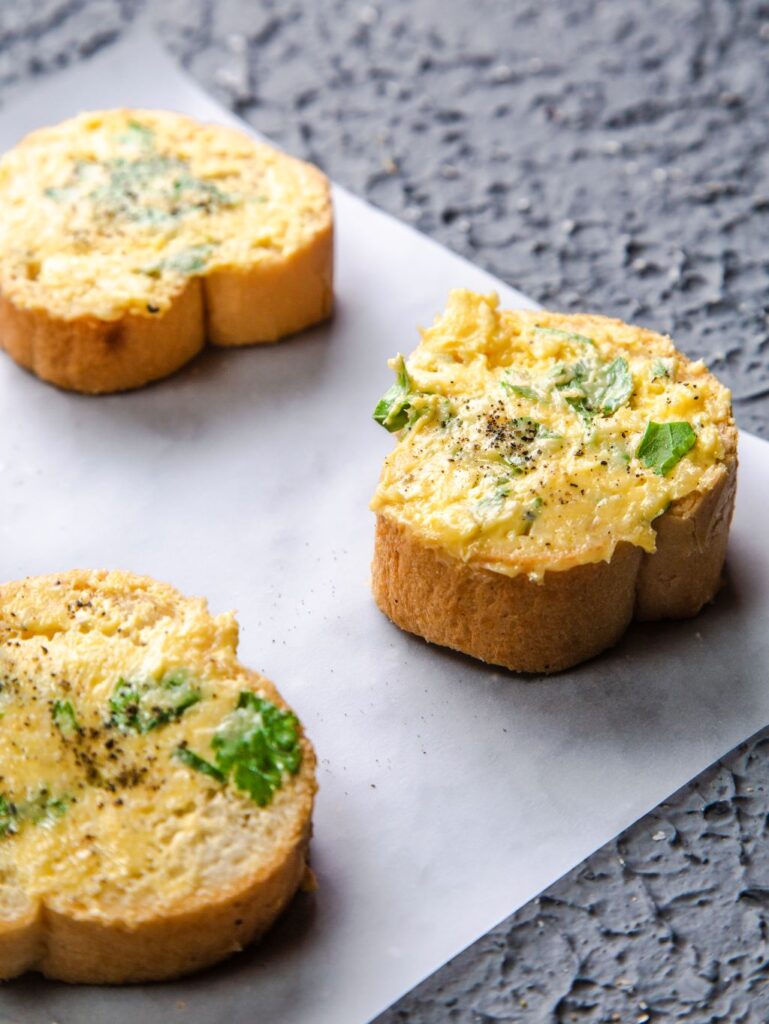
[1,1,768,1020]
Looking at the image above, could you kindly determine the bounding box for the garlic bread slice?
[371,291,737,673]
[0,569,316,983]
[0,109,333,392]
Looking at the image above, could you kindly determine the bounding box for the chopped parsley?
[373,355,421,432]
[109,669,201,734]
[554,356,633,419]
[475,480,512,516]
[501,380,539,401]
[0,789,68,839]
[143,244,213,278]
[522,496,544,534]
[175,691,302,808]
[44,185,77,202]
[0,795,18,838]
[589,357,634,414]
[636,421,697,475]
[174,746,226,783]
[534,325,596,347]
[52,699,80,738]
[20,790,69,828]
[117,120,155,147]
[651,359,673,381]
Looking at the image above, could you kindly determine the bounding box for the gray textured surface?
[1,1,768,1020]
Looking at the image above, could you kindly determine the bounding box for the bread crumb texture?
[0,570,316,982]
[0,109,331,322]
[372,290,735,580]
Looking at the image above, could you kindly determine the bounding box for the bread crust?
[372,431,738,675]
[36,818,312,984]
[0,228,333,392]
[206,191,334,347]
[0,210,333,392]
[0,905,41,979]
[0,570,317,983]
[0,280,205,394]
[635,433,737,620]
[1,817,312,985]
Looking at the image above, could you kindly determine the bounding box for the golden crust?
[0,219,333,392]
[636,428,737,620]
[373,517,641,673]
[1,821,311,984]
[373,436,735,673]
[32,820,311,984]
[0,569,317,983]
[0,280,205,394]
[205,216,334,346]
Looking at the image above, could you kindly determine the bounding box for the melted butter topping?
[0,109,330,320]
[371,291,734,580]
[0,577,303,914]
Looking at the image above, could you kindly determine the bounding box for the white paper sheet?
[0,26,767,1024]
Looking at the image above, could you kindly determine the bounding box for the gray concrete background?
[1,1,768,1020]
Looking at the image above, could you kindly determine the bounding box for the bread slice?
[0,109,333,393]
[0,569,317,983]
[370,291,737,674]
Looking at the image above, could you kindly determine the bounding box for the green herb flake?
[52,699,80,739]
[118,120,156,147]
[534,326,596,347]
[522,496,544,535]
[213,692,302,807]
[0,795,18,838]
[0,789,67,838]
[476,480,512,515]
[535,424,563,440]
[44,185,76,202]
[651,360,671,380]
[109,670,201,734]
[636,421,697,475]
[589,357,634,414]
[174,746,225,783]
[21,791,69,828]
[555,356,633,419]
[373,355,414,432]
[502,380,538,401]
[142,244,213,278]
[175,692,302,808]
[233,762,275,806]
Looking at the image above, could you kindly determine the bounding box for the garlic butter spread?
[0,578,302,913]
[0,109,329,320]
[371,291,733,580]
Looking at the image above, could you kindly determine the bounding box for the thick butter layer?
[0,109,329,320]
[372,291,733,580]
[0,585,291,915]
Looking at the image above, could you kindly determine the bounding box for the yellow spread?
[371,291,733,580]
[0,576,302,914]
[0,109,330,320]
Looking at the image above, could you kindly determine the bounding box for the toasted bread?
[0,109,333,393]
[0,570,316,983]
[371,291,737,673]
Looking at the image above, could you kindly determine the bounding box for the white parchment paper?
[0,27,768,1024]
